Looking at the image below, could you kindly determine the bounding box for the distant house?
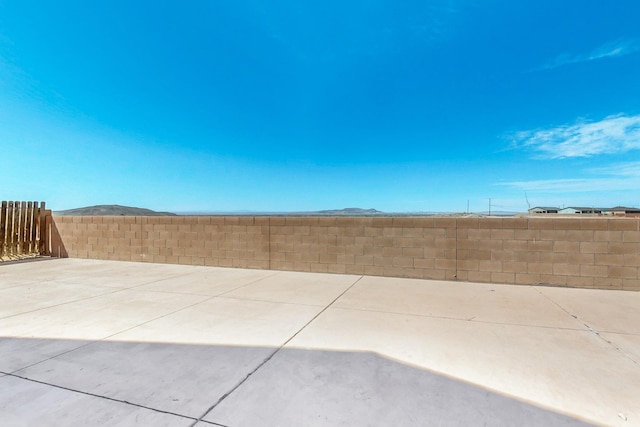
[559,207,603,214]
[528,205,640,215]
[528,207,559,214]
[603,206,640,215]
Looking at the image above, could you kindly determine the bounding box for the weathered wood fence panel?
[0,201,48,260]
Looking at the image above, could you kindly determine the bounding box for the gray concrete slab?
[204,348,593,427]
[333,276,585,329]
[286,307,640,426]
[599,332,640,365]
[0,281,116,318]
[1,258,197,289]
[222,270,360,306]
[109,297,324,347]
[132,267,278,296]
[0,258,120,283]
[0,375,194,427]
[50,266,192,289]
[1,258,638,426]
[1,337,95,374]
[537,286,640,335]
[13,339,275,418]
[0,275,43,290]
[0,289,208,372]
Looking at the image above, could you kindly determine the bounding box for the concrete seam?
[586,327,640,367]
[533,287,591,329]
[216,294,328,308]
[2,372,199,422]
[125,271,226,290]
[57,272,283,362]
[597,335,640,367]
[594,330,640,337]
[328,305,591,332]
[7,336,108,375]
[195,421,229,427]
[95,293,229,340]
[6,292,224,375]
[0,286,131,321]
[2,259,276,324]
[191,274,365,426]
[533,287,640,367]
[214,271,281,297]
[6,268,273,374]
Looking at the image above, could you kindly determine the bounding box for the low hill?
[54,205,177,216]
[306,208,384,216]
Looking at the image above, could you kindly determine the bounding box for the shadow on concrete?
[0,256,58,266]
[0,337,594,427]
[47,217,68,258]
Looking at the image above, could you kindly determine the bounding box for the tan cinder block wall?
[53,216,270,269]
[53,216,640,291]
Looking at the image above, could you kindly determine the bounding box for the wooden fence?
[0,201,48,260]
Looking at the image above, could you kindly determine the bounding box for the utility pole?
[489,198,491,216]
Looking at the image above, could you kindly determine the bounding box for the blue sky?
[1,1,639,213]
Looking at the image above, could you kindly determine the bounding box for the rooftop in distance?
[529,206,640,215]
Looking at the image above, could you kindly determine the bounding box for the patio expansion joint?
[215,294,326,308]
[6,292,223,376]
[597,336,640,367]
[123,270,285,299]
[113,273,196,290]
[189,275,366,427]
[0,271,216,322]
[534,287,640,368]
[124,270,282,296]
[0,287,130,321]
[212,271,285,297]
[111,271,278,299]
[192,421,229,427]
[329,305,593,332]
[1,372,199,422]
[84,291,226,339]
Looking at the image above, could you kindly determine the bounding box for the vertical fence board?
[4,202,9,257]
[30,201,36,254]
[8,202,16,257]
[0,201,48,260]
[26,202,32,252]
[31,201,38,253]
[0,201,6,257]
[40,202,47,255]
[18,201,26,256]
[5,201,10,257]
[26,201,33,253]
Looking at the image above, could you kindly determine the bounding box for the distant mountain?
[174,208,388,216]
[54,205,177,216]
[54,205,518,217]
[310,208,384,216]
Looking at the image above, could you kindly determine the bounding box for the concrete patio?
[1,258,639,426]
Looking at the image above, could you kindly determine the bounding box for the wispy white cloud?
[536,38,640,71]
[508,114,640,159]
[498,161,640,193]
[498,177,640,193]
[588,161,640,177]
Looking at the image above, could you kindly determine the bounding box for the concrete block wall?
[52,215,640,291]
[51,216,270,269]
